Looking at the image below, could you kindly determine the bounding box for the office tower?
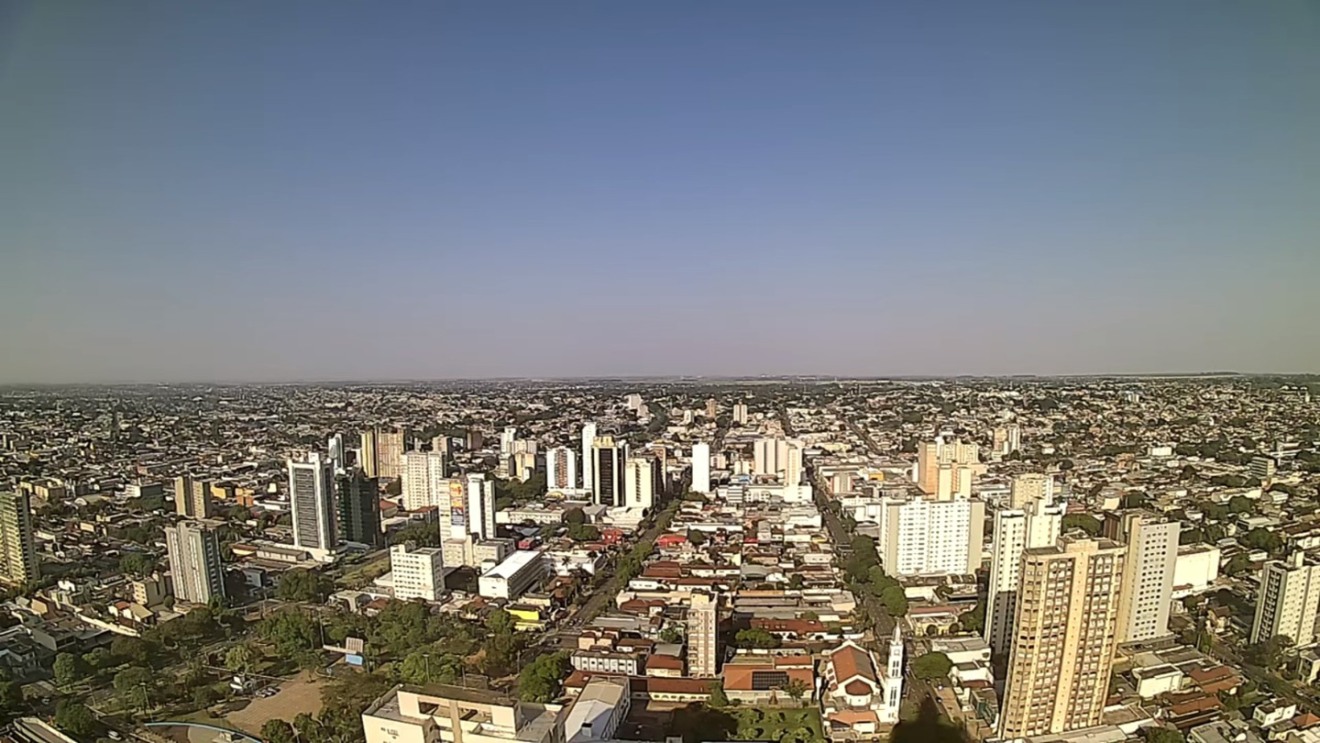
[328,434,346,472]
[546,447,577,491]
[465,473,497,541]
[1251,552,1320,646]
[500,426,518,456]
[288,453,338,554]
[875,493,985,577]
[0,491,38,585]
[360,430,379,478]
[377,427,409,481]
[400,451,448,512]
[732,403,748,425]
[999,538,1126,740]
[337,469,382,547]
[390,542,446,602]
[687,592,719,677]
[1105,512,1178,643]
[164,520,225,605]
[174,475,213,519]
[691,442,711,494]
[915,437,979,500]
[1010,473,1056,509]
[625,456,657,510]
[592,436,626,507]
[986,497,1064,656]
[580,422,598,492]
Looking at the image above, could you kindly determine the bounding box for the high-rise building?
[390,542,446,602]
[431,435,451,456]
[165,520,225,605]
[377,427,409,481]
[691,442,711,494]
[337,469,381,547]
[999,537,1126,740]
[986,497,1064,656]
[592,435,626,507]
[500,426,518,456]
[876,494,985,577]
[288,453,338,555]
[1251,552,1320,646]
[687,592,719,677]
[0,491,38,585]
[1105,512,1178,643]
[400,451,448,512]
[328,434,346,473]
[993,425,1023,457]
[753,437,803,484]
[360,430,379,478]
[732,403,748,425]
[705,399,718,418]
[625,456,657,510]
[1010,473,1056,509]
[580,422,598,492]
[174,475,213,519]
[465,473,497,541]
[915,437,979,500]
[1250,456,1278,482]
[547,447,577,491]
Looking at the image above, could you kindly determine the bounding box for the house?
[820,630,904,740]
[721,654,815,705]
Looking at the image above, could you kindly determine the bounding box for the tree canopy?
[910,652,953,680]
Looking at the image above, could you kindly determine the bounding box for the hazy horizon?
[3,1,1319,384]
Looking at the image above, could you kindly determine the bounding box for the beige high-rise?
[1010,473,1055,509]
[916,437,979,500]
[999,537,1126,740]
[1251,552,1320,646]
[1105,512,1178,643]
[687,592,719,677]
[0,491,38,585]
[174,475,213,518]
[377,427,408,481]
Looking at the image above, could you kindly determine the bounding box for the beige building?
[362,427,409,481]
[400,451,448,512]
[986,495,1064,657]
[362,684,565,743]
[687,592,719,677]
[915,437,979,500]
[624,456,656,510]
[999,537,1126,740]
[390,542,446,602]
[1105,512,1179,643]
[0,491,38,585]
[1009,473,1055,509]
[173,475,212,518]
[1251,552,1320,646]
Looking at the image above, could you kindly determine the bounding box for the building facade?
[986,497,1064,656]
[592,436,625,508]
[1106,512,1178,643]
[687,592,719,677]
[0,491,38,585]
[400,451,448,512]
[624,456,656,510]
[876,494,985,577]
[165,520,225,605]
[580,422,597,493]
[390,542,446,602]
[1251,552,1320,646]
[288,452,338,557]
[547,447,577,491]
[691,442,711,494]
[915,437,979,500]
[174,475,213,519]
[337,469,382,547]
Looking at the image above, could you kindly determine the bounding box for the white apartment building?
[753,437,803,485]
[165,520,225,605]
[400,451,448,512]
[361,684,564,743]
[687,592,718,677]
[985,497,1063,656]
[1173,544,1221,598]
[1010,473,1055,509]
[390,542,446,602]
[1251,552,1320,646]
[1107,512,1179,643]
[624,456,656,510]
[464,473,497,542]
[915,436,980,500]
[691,442,711,494]
[876,494,985,577]
[580,422,597,493]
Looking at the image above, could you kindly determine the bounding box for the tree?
[1061,514,1102,537]
[563,508,587,526]
[880,585,909,617]
[54,701,98,737]
[192,685,220,708]
[487,608,515,636]
[735,628,781,649]
[1229,495,1254,515]
[517,652,570,702]
[1201,502,1230,521]
[687,529,707,546]
[389,522,442,548]
[261,720,297,743]
[225,644,257,674]
[659,626,684,644]
[910,652,953,681]
[119,552,156,579]
[788,574,804,590]
[278,569,332,603]
[958,598,986,633]
[53,652,81,687]
[1144,727,1184,743]
[707,679,729,707]
[1242,527,1283,554]
[1225,553,1253,576]
[566,523,601,542]
[782,678,809,703]
[0,680,24,721]
[110,635,149,665]
[400,650,462,685]
[113,666,155,709]
[259,609,319,657]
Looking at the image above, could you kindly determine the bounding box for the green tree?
[782,678,809,703]
[566,523,601,542]
[788,573,805,590]
[517,652,570,702]
[400,650,462,685]
[110,635,149,665]
[1225,553,1254,576]
[1061,514,1102,537]
[0,680,24,721]
[389,522,442,548]
[910,652,953,681]
[659,626,684,644]
[707,679,729,707]
[563,508,587,526]
[1144,728,1184,743]
[54,701,98,737]
[192,685,220,708]
[225,644,257,674]
[735,628,781,649]
[958,598,986,633]
[53,652,81,687]
[259,609,319,657]
[119,552,156,578]
[261,719,297,743]
[278,569,333,603]
[487,608,515,636]
[113,666,155,709]
[1242,527,1283,554]
[1201,502,1230,521]
[687,529,707,546]
[880,585,909,617]
[1228,496,1254,515]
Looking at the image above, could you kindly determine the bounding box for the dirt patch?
[226,671,325,734]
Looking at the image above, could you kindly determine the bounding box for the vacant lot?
[226,671,325,734]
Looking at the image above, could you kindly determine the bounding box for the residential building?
[363,427,408,481]
[986,496,1064,656]
[500,426,518,455]
[1010,473,1055,509]
[0,491,38,585]
[288,452,338,557]
[691,442,711,494]
[465,473,497,541]
[732,403,748,425]
[687,591,719,677]
[915,437,979,500]
[580,422,597,493]
[337,469,381,547]
[401,451,448,512]
[360,429,379,478]
[592,436,626,508]
[547,447,577,491]
[1251,552,1320,646]
[624,456,656,510]
[390,542,446,602]
[478,550,545,600]
[876,493,985,577]
[174,475,212,518]
[999,537,1127,740]
[361,683,565,743]
[753,437,803,485]
[1105,512,1178,643]
[1250,456,1278,482]
[165,520,225,605]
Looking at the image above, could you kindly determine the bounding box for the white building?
[165,520,225,605]
[876,494,985,577]
[624,456,656,510]
[400,451,448,512]
[580,422,597,493]
[691,442,711,494]
[465,473,497,541]
[820,629,904,737]
[1251,552,1320,646]
[499,426,518,456]
[563,677,630,743]
[390,542,446,602]
[1010,473,1055,509]
[547,447,577,491]
[361,684,564,743]
[1109,512,1179,643]
[1173,544,1221,598]
[732,403,748,425]
[753,437,803,485]
[288,452,338,560]
[986,497,1064,656]
[478,550,545,600]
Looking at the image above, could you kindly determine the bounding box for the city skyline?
[3,1,1318,383]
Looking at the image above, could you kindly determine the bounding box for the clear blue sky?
[2,1,1318,382]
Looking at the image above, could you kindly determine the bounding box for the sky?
[1,1,1318,382]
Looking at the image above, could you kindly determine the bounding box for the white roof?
[481,549,543,580]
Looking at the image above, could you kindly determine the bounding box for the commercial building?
[915,437,979,500]
[337,469,381,547]
[580,422,597,493]
[390,542,446,602]
[173,475,213,519]
[0,491,39,585]
[875,493,985,577]
[592,436,626,508]
[1173,544,1221,598]
[563,677,629,743]
[986,496,1064,656]
[691,442,711,494]
[1251,552,1320,646]
[687,592,719,677]
[478,550,545,600]
[1105,512,1178,643]
[547,447,577,491]
[401,451,448,512]
[999,537,1127,740]
[1249,456,1277,482]
[165,520,225,605]
[624,456,657,510]
[361,683,565,743]
[288,452,338,558]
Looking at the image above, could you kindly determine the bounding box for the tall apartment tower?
[165,520,225,605]
[327,434,346,473]
[400,451,448,512]
[688,592,719,677]
[546,447,577,491]
[731,403,748,425]
[625,456,657,510]
[1251,552,1320,646]
[999,537,1127,740]
[390,542,446,602]
[1010,473,1056,509]
[753,438,803,484]
[876,494,985,577]
[592,435,626,507]
[288,453,338,555]
[0,491,39,585]
[915,437,979,500]
[337,469,381,547]
[986,497,1065,656]
[691,442,711,494]
[465,473,497,541]
[376,427,409,481]
[1105,512,1179,643]
[174,475,213,519]
[360,430,379,478]
[580,422,598,493]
